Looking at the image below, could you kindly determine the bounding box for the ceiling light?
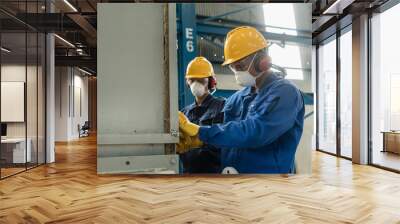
[323,0,341,14]
[1,47,11,53]
[54,34,75,48]
[78,67,93,76]
[63,0,78,12]
[322,0,354,15]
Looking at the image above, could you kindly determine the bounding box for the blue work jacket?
[180,94,225,173]
[198,73,305,173]
[182,94,225,126]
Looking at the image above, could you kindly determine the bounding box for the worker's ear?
[255,55,272,73]
[208,76,217,90]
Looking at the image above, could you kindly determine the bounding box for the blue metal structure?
[196,22,311,46]
[177,3,197,109]
[200,5,260,23]
[177,3,314,108]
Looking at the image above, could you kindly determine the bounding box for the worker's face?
[228,52,272,87]
[186,78,208,87]
[229,53,258,77]
[187,78,208,97]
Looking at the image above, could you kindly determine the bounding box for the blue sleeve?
[221,93,237,123]
[199,84,302,149]
[180,105,190,116]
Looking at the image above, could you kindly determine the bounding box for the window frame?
[368,1,400,173]
[315,24,353,161]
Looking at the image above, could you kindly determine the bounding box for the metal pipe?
[163,4,173,155]
[201,5,259,23]
[0,8,38,32]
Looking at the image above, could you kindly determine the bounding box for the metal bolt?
[170,129,178,137]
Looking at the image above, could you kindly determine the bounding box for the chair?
[79,121,90,138]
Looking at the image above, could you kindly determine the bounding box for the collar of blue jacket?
[181,94,225,126]
[198,72,305,174]
[186,94,214,110]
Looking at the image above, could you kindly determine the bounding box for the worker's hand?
[176,131,192,154]
[178,111,200,136]
[189,134,203,148]
[176,131,203,154]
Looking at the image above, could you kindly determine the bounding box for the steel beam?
[0,12,87,32]
[67,13,97,46]
[197,15,311,35]
[55,55,96,69]
[177,3,196,109]
[189,22,312,46]
[200,5,259,23]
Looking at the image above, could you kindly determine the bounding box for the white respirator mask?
[190,81,207,97]
[230,53,262,87]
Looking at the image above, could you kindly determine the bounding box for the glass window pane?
[38,32,45,165]
[0,1,46,179]
[262,4,307,80]
[340,29,352,158]
[285,68,304,80]
[371,3,400,171]
[26,0,38,169]
[318,37,337,154]
[269,44,305,80]
[263,4,298,36]
[27,31,38,169]
[1,31,27,177]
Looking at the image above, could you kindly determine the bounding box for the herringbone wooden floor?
[1,135,400,224]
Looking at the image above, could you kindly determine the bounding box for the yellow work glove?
[176,131,192,154]
[176,131,203,154]
[178,111,200,136]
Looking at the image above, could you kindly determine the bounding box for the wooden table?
[0,138,31,166]
[382,131,400,154]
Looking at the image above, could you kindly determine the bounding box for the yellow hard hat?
[185,56,214,79]
[222,26,268,66]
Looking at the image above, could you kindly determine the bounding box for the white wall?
[55,67,69,141]
[71,73,89,138]
[1,65,27,141]
[55,67,89,141]
[1,65,26,81]
[1,65,39,138]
